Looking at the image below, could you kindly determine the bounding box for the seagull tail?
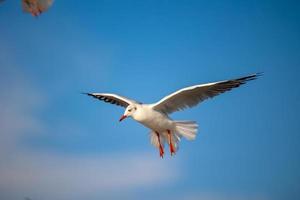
[174,121,198,140]
[149,131,165,149]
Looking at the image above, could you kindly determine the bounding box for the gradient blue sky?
[0,0,299,200]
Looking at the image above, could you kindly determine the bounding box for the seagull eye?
[128,109,132,112]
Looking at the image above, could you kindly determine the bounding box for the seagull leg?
[155,132,164,158]
[167,130,176,156]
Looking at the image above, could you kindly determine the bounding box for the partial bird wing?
[84,93,137,108]
[152,74,260,114]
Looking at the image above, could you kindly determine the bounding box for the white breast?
[132,105,174,132]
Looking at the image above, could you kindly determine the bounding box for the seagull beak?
[119,115,127,122]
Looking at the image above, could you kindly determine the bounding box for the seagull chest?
[133,105,174,132]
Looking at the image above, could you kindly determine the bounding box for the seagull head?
[119,104,137,122]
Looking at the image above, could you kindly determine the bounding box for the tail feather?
[175,121,198,140]
[149,121,198,156]
[149,131,165,148]
[149,131,180,151]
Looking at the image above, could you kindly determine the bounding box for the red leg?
[167,130,176,156]
[155,132,164,158]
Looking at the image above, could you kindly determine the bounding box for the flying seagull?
[84,73,260,157]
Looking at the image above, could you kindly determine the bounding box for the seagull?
[84,73,260,157]
[22,0,53,17]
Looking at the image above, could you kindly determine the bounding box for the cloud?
[0,62,44,157]
[0,152,176,200]
[0,65,178,200]
[172,192,269,200]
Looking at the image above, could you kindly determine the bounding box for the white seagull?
[22,0,53,17]
[84,73,259,157]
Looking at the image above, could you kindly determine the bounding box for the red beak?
[119,115,127,122]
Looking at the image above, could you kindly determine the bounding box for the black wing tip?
[81,92,95,97]
[255,72,264,77]
[239,72,263,82]
[250,72,263,78]
[81,92,92,95]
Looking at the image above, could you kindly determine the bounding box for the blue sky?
[0,0,299,200]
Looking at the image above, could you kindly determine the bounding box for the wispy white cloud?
[172,192,269,200]
[0,59,45,157]
[0,151,176,200]
[0,64,178,200]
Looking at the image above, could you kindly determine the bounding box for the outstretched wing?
[152,73,260,114]
[84,93,137,108]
